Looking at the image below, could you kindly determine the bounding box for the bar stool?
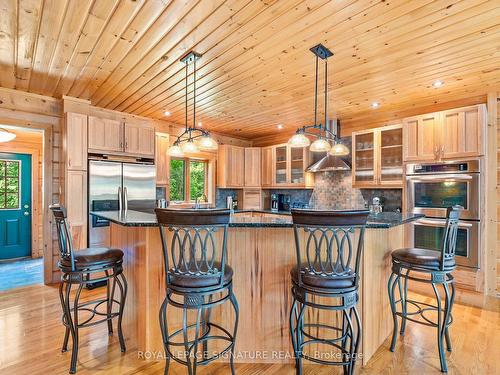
[289,209,370,375]
[50,205,127,374]
[155,208,239,375]
[388,206,462,373]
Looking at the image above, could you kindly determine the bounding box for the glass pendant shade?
[0,129,16,143]
[197,135,218,151]
[329,142,350,156]
[168,144,184,157]
[180,139,199,153]
[309,138,331,152]
[288,133,311,148]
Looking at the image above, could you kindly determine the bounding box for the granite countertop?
[90,210,423,229]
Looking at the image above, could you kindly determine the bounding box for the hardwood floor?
[0,284,497,375]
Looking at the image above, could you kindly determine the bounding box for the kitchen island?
[91,209,422,366]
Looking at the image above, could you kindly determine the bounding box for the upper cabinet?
[352,124,403,188]
[217,145,245,188]
[65,112,88,171]
[440,105,485,159]
[271,144,313,188]
[244,147,261,187]
[403,104,486,162]
[261,146,273,187]
[156,133,170,186]
[88,116,155,157]
[124,122,155,157]
[88,116,122,153]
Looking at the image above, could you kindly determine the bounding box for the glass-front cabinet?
[273,144,312,187]
[352,124,403,188]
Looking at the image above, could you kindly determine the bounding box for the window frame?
[169,156,208,203]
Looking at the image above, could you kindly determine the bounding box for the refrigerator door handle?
[118,186,123,211]
[124,186,128,212]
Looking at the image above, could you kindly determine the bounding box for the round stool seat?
[290,264,356,290]
[60,247,124,270]
[169,262,233,289]
[391,247,456,271]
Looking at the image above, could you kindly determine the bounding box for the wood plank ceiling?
[0,0,499,139]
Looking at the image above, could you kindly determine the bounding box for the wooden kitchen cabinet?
[272,144,313,188]
[65,112,88,171]
[440,105,485,159]
[65,170,87,249]
[403,112,440,162]
[87,117,155,157]
[155,133,170,186]
[261,146,273,187]
[124,122,155,157]
[242,188,262,209]
[244,147,261,187]
[217,145,245,188]
[88,116,122,153]
[352,124,403,188]
[402,104,486,162]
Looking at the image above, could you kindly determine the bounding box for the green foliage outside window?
[189,161,206,200]
[0,160,20,209]
[169,158,207,202]
[169,159,185,201]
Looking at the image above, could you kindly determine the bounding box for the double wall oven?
[406,160,480,268]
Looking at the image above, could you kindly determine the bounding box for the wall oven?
[406,160,480,268]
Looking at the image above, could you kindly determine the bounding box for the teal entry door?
[0,153,32,260]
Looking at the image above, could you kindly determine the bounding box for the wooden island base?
[110,223,403,367]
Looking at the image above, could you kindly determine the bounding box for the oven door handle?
[406,174,473,181]
[415,218,473,228]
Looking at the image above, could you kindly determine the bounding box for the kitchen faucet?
[194,194,208,209]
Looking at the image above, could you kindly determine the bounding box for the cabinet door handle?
[68,158,71,167]
[441,145,445,157]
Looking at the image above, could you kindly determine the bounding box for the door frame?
[0,149,39,259]
[0,116,55,285]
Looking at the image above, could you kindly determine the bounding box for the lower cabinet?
[65,170,87,249]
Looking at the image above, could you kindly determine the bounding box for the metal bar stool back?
[50,204,127,374]
[290,209,370,375]
[388,205,462,373]
[155,208,238,375]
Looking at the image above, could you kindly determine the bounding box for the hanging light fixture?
[0,128,16,143]
[287,44,349,157]
[167,51,218,156]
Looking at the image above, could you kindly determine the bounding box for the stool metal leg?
[295,299,306,375]
[115,272,127,352]
[444,280,455,352]
[400,269,410,335]
[70,284,84,374]
[228,285,239,375]
[159,293,170,375]
[289,294,299,370]
[59,280,71,353]
[350,305,362,375]
[431,283,447,373]
[182,303,193,375]
[106,271,116,335]
[388,272,400,352]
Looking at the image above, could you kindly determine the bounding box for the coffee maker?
[277,194,291,211]
[270,194,279,212]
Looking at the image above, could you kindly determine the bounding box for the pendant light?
[0,128,16,143]
[287,44,349,156]
[168,51,218,156]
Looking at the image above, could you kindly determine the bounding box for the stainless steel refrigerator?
[88,157,156,246]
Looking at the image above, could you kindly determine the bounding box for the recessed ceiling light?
[277,124,283,129]
[198,122,202,127]
[371,102,380,109]
[432,80,444,88]
[164,110,171,116]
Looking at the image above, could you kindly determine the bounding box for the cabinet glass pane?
[354,133,374,182]
[290,148,304,184]
[380,128,403,182]
[275,146,287,184]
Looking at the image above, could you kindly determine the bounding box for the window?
[169,158,207,202]
[0,160,20,209]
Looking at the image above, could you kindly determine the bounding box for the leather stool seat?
[59,248,124,269]
[169,262,233,289]
[391,247,456,270]
[290,264,356,290]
